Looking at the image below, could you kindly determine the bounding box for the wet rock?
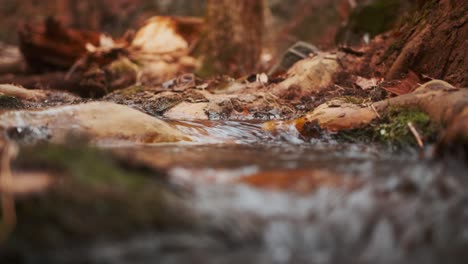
[164,102,209,120]
[0,84,81,110]
[298,99,376,132]
[262,98,378,136]
[205,100,234,120]
[0,102,188,145]
[143,92,183,115]
[183,90,209,103]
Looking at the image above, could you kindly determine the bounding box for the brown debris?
[131,16,203,55]
[381,71,421,96]
[19,17,103,71]
[11,16,202,98]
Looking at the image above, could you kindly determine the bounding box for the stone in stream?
[0,102,189,145]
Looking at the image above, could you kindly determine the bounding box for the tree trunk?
[384,0,467,87]
[200,0,264,77]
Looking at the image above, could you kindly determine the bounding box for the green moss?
[117,84,144,96]
[336,96,368,105]
[17,144,146,189]
[337,106,440,147]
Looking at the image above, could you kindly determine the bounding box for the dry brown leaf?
[382,71,420,96]
[355,76,382,90]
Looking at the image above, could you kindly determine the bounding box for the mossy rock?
[337,106,440,147]
[4,144,195,250]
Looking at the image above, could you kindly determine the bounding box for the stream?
[7,121,468,264]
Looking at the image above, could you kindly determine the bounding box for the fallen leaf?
[355,76,382,90]
[382,71,420,96]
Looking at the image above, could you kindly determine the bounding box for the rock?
[0,102,188,145]
[274,52,340,94]
[164,102,209,120]
[263,98,376,136]
[0,84,46,101]
[295,99,377,132]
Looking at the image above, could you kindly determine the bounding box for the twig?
[407,122,424,148]
[368,103,382,119]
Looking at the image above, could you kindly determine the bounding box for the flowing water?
[14,121,468,264]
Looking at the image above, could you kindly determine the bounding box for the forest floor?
[1,7,468,264]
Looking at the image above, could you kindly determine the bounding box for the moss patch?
[336,96,368,105]
[337,106,440,147]
[114,84,144,97]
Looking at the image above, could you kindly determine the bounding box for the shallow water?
[13,121,468,264]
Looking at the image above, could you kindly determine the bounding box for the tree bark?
[200,0,264,77]
[384,0,468,87]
